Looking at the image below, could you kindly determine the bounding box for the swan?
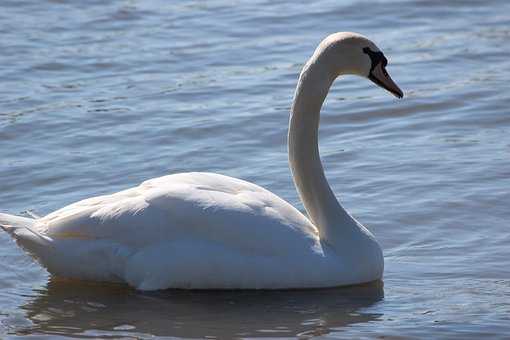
[0,32,403,290]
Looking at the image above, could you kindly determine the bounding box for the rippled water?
[1,0,509,338]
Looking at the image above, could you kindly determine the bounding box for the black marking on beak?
[363,47,387,72]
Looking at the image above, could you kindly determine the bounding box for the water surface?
[1,0,510,338]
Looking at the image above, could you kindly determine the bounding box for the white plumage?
[0,173,368,290]
[1,32,403,290]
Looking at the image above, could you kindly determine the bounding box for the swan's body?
[0,172,380,290]
[0,32,402,290]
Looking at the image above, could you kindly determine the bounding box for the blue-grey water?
[1,0,509,338]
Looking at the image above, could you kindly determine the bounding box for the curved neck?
[288,61,359,247]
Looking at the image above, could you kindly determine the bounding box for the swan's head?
[309,32,404,98]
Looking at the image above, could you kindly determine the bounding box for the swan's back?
[41,172,319,252]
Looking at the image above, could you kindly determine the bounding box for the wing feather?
[40,172,318,254]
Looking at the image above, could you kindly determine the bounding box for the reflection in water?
[19,279,384,338]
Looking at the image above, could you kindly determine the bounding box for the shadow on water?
[17,278,384,338]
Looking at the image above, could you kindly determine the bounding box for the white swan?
[0,32,403,290]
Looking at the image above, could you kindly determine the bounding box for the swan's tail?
[0,213,53,258]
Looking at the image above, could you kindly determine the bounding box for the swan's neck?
[289,60,360,247]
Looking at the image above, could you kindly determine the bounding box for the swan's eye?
[362,47,386,74]
[382,66,389,77]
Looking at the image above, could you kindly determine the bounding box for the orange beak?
[369,63,404,98]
